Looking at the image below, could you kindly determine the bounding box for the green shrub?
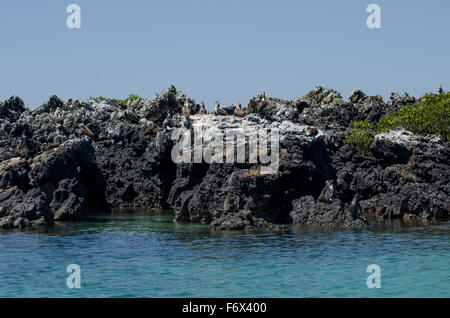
[345,90,449,154]
[375,113,400,134]
[118,93,141,106]
[92,96,107,103]
[92,94,142,107]
[386,92,449,140]
[344,120,375,156]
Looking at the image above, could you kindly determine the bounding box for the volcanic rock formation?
[0,86,448,230]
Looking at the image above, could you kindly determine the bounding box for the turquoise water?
[0,212,448,298]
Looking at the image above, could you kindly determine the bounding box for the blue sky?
[1,0,449,109]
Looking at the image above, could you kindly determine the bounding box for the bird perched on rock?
[41,142,59,152]
[438,85,444,94]
[182,96,191,120]
[233,103,245,118]
[79,123,95,139]
[199,102,207,115]
[215,101,228,116]
[56,124,65,136]
[49,113,59,125]
[54,135,66,145]
[0,206,6,217]
[306,126,318,137]
[289,109,299,122]
[349,194,369,225]
[318,180,334,202]
[261,92,266,101]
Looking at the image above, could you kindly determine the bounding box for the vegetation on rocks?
[118,94,141,106]
[343,120,375,156]
[345,90,450,154]
[376,91,449,140]
[93,94,142,106]
[1,85,448,230]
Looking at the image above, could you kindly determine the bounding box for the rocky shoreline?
[0,86,448,231]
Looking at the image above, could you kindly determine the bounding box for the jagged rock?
[371,129,448,164]
[296,86,344,107]
[167,114,329,227]
[0,96,26,122]
[295,86,356,129]
[0,137,110,227]
[211,210,285,233]
[387,92,416,111]
[363,183,449,220]
[0,157,29,189]
[330,129,449,221]
[51,178,89,220]
[246,94,299,122]
[348,89,388,122]
[0,85,447,231]
[348,89,367,104]
[0,187,52,229]
[290,196,367,228]
[33,95,64,115]
[128,85,201,127]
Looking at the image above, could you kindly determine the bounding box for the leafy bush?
[92,94,142,107]
[345,90,449,154]
[92,96,106,103]
[118,93,141,106]
[343,120,375,155]
[377,91,449,140]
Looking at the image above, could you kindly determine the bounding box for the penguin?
[233,103,245,118]
[261,92,266,101]
[215,101,228,116]
[79,123,95,139]
[438,85,444,94]
[318,180,334,202]
[349,194,369,225]
[199,102,207,115]
[182,96,191,120]
[0,206,6,217]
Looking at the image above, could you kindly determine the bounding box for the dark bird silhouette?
[199,102,207,115]
[49,113,59,125]
[349,194,369,225]
[182,96,191,120]
[233,103,245,118]
[79,123,95,139]
[318,180,334,202]
[41,142,59,153]
[306,126,318,137]
[214,101,228,116]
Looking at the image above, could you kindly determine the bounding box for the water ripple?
[0,214,448,297]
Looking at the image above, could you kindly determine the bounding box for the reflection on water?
[0,210,448,298]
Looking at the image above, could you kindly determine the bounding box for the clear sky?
[1,0,449,110]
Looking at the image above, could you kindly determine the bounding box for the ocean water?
[0,211,448,298]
